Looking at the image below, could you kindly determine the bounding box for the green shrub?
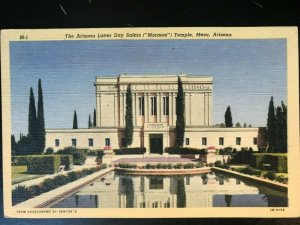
[214,160,222,167]
[42,178,57,192]
[231,149,253,164]
[87,150,105,157]
[45,147,54,154]
[28,184,43,196]
[11,156,30,166]
[167,164,173,169]
[173,163,183,169]
[183,163,194,169]
[275,175,288,184]
[27,155,61,174]
[12,185,32,205]
[145,163,151,169]
[56,147,87,165]
[263,171,276,180]
[208,163,214,167]
[53,175,68,186]
[100,163,107,169]
[67,171,81,182]
[113,147,146,155]
[165,147,207,155]
[195,162,204,168]
[236,166,261,176]
[156,163,163,169]
[250,153,287,173]
[60,155,73,170]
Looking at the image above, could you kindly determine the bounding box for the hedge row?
[250,153,287,173]
[27,155,61,174]
[60,155,73,171]
[113,147,146,155]
[165,147,207,155]
[12,156,30,166]
[12,164,108,206]
[56,147,87,165]
[116,162,204,169]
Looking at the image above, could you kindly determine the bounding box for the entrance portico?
[143,123,170,155]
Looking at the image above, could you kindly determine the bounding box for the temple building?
[46,74,259,153]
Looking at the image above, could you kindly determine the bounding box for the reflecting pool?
[51,171,287,208]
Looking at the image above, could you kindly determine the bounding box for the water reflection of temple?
[75,172,260,208]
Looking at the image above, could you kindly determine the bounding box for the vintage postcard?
[1,27,299,218]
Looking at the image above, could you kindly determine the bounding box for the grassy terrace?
[12,165,44,185]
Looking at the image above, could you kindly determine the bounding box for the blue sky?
[10,39,287,139]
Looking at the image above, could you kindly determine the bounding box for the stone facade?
[45,74,260,153]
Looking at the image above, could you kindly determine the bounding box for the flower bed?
[12,164,107,206]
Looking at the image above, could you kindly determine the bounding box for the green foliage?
[225,106,233,127]
[235,166,262,176]
[93,108,96,127]
[125,85,133,147]
[165,147,207,155]
[12,166,106,205]
[195,162,204,168]
[173,163,183,169]
[275,175,288,184]
[73,110,78,129]
[214,160,222,167]
[27,155,61,174]
[263,171,276,180]
[60,155,73,170]
[36,79,45,154]
[235,122,241,128]
[88,114,92,128]
[11,156,30,166]
[117,163,137,169]
[28,87,37,139]
[230,148,253,164]
[56,147,87,165]
[45,147,54,154]
[113,147,146,155]
[176,177,186,208]
[250,153,287,173]
[11,135,17,155]
[175,77,185,147]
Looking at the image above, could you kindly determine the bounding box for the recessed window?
[149,177,163,189]
[138,97,145,116]
[88,138,93,147]
[55,139,59,147]
[253,137,258,145]
[219,137,224,146]
[105,138,110,146]
[71,139,77,147]
[186,138,190,146]
[151,96,157,115]
[163,96,169,115]
[236,137,241,145]
[202,137,207,146]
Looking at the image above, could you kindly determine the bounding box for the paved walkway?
[12,164,98,189]
[113,157,195,164]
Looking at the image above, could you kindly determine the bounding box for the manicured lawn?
[12,165,43,185]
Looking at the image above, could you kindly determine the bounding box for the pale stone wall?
[45,127,259,152]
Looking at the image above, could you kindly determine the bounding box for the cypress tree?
[36,79,45,153]
[125,85,133,147]
[243,123,247,127]
[267,96,276,152]
[224,106,233,128]
[175,77,185,147]
[281,101,287,152]
[28,87,37,136]
[73,110,78,129]
[93,108,96,127]
[275,106,284,153]
[88,114,92,128]
[11,135,17,155]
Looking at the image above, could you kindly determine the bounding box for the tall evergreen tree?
[73,110,78,129]
[36,79,45,153]
[224,106,233,128]
[88,114,92,128]
[281,101,287,152]
[125,85,133,147]
[275,106,284,153]
[175,77,185,147]
[267,96,276,152]
[243,123,247,127]
[93,108,96,127]
[11,135,17,155]
[28,87,37,136]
